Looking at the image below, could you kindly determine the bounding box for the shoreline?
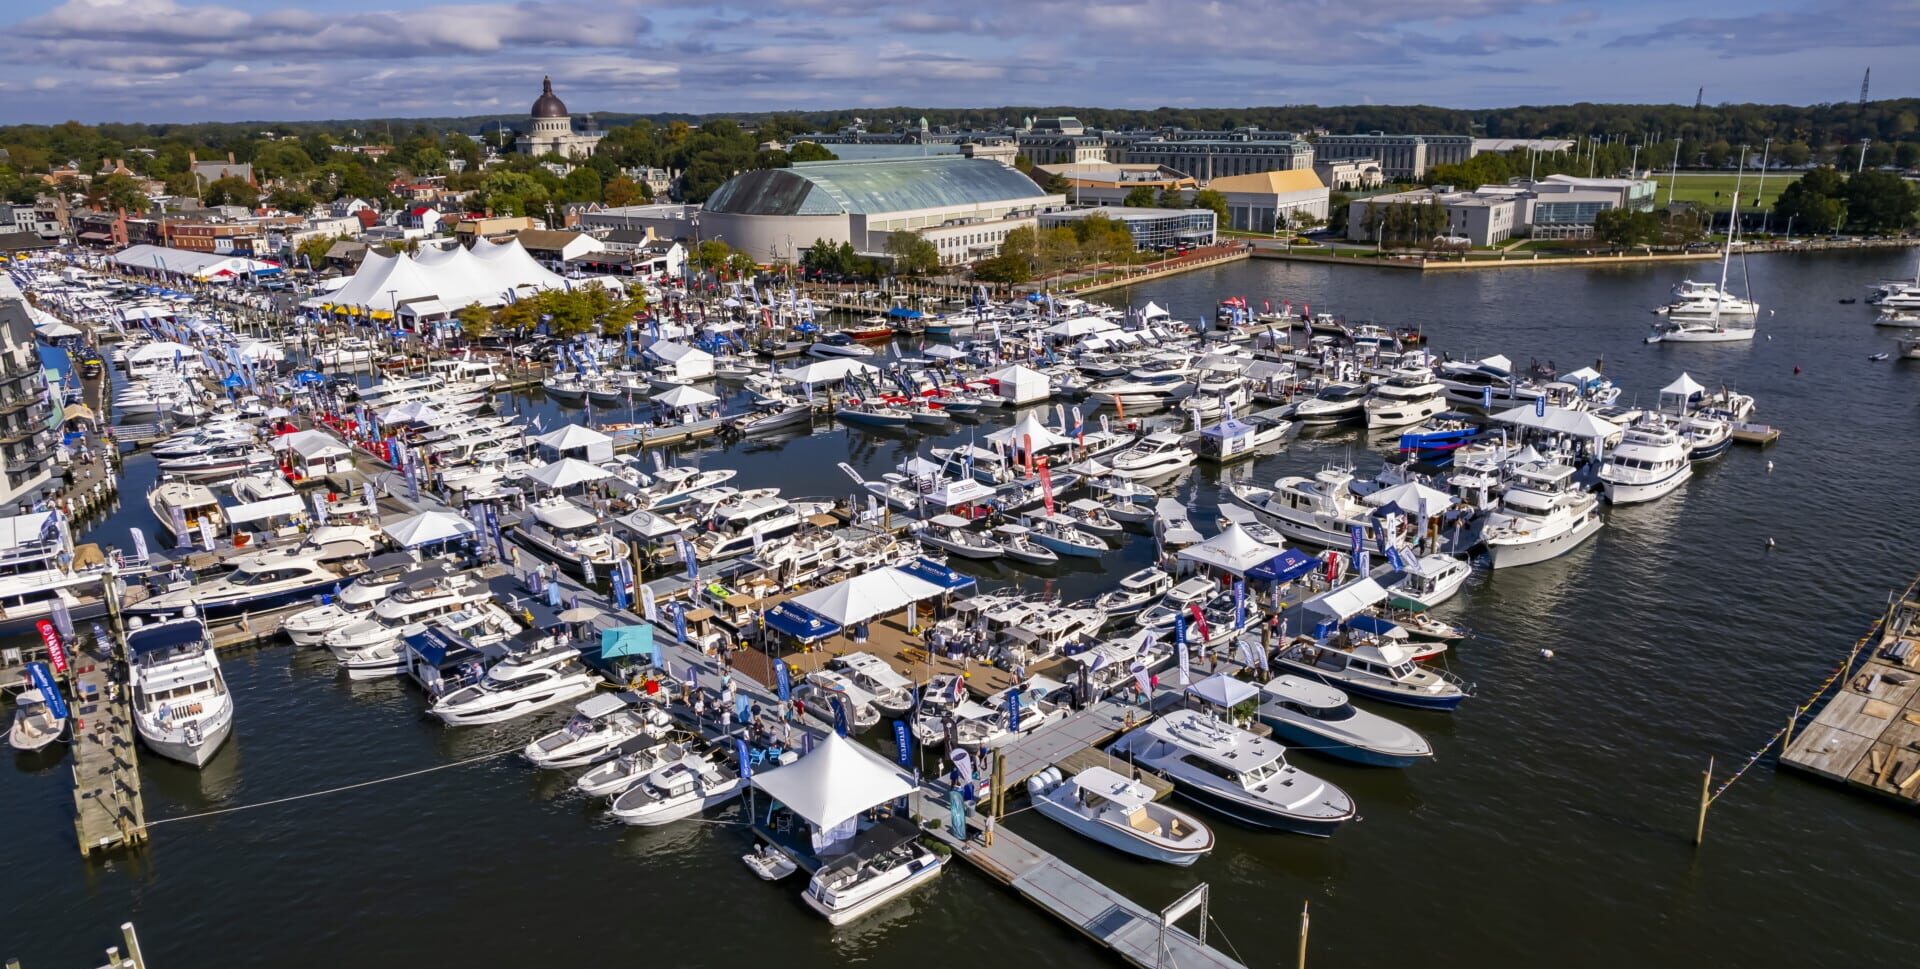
[1247,235,1920,271]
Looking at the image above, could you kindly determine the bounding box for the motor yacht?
[1093,567,1173,624]
[1272,638,1471,711]
[130,549,356,620]
[1227,467,1376,550]
[1434,357,1544,408]
[126,611,234,767]
[1681,413,1733,461]
[148,478,224,546]
[1025,515,1106,558]
[575,737,690,798]
[1256,675,1433,767]
[1027,765,1213,865]
[826,652,916,716]
[913,514,1003,560]
[608,746,746,825]
[1385,554,1472,611]
[428,641,600,726]
[1108,709,1355,836]
[1483,462,1603,567]
[514,497,632,577]
[693,494,813,562]
[1292,382,1371,424]
[1107,431,1196,480]
[1087,371,1195,410]
[1598,418,1693,505]
[279,553,421,646]
[1363,371,1448,429]
[525,695,675,770]
[802,819,947,925]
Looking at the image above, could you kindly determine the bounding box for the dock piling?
[1297,901,1310,969]
[1693,755,1714,846]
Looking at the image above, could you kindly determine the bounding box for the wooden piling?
[1297,901,1310,969]
[1693,756,1714,846]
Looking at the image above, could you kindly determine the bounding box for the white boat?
[1483,462,1604,567]
[1598,418,1693,505]
[1026,765,1214,866]
[802,823,947,925]
[324,571,499,667]
[990,523,1058,565]
[1649,195,1759,343]
[148,478,224,546]
[1108,709,1355,836]
[1292,382,1371,424]
[1093,566,1173,623]
[1087,371,1195,409]
[428,643,599,726]
[913,514,1003,560]
[280,553,420,646]
[1025,515,1107,558]
[1152,497,1204,549]
[1255,676,1433,768]
[575,737,692,798]
[608,747,746,825]
[1272,638,1471,711]
[126,611,234,767]
[827,652,916,716]
[743,844,800,881]
[1656,279,1761,319]
[1227,467,1376,550]
[1363,370,1448,429]
[794,669,883,733]
[130,549,354,620]
[1681,413,1734,461]
[524,694,673,769]
[693,493,814,562]
[1385,554,1471,610]
[9,687,67,752]
[1057,498,1125,539]
[1106,431,1197,480]
[514,497,633,576]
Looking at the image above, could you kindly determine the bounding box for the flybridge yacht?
[1226,466,1376,550]
[1482,462,1603,568]
[1106,431,1197,480]
[127,611,234,768]
[281,553,422,646]
[514,497,632,576]
[1649,191,1759,343]
[130,549,357,619]
[1434,356,1545,408]
[1108,709,1356,836]
[428,637,599,726]
[1363,370,1448,429]
[1598,418,1692,505]
[1656,280,1761,319]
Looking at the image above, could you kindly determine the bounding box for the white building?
[515,77,606,160]
[1206,169,1331,232]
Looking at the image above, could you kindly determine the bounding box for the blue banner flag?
[949,788,965,834]
[1482,385,1493,410]
[892,719,912,766]
[735,738,752,780]
[672,604,688,644]
[27,662,68,723]
[775,660,791,702]
[1233,577,1246,629]
[1006,689,1022,734]
[1535,393,1546,417]
[830,696,849,737]
[1350,525,1364,559]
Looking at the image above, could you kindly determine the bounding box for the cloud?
[1400,31,1557,56]
[1605,0,1920,54]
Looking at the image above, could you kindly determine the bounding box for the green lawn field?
[1648,171,1801,210]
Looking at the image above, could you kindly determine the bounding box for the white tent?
[273,429,351,460]
[654,385,718,409]
[1362,481,1454,518]
[302,238,569,313]
[788,568,946,627]
[1307,576,1390,621]
[1490,404,1622,446]
[533,424,615,463]
[35,321,82,339]
[379,401,445,424]
[127,340,195,363]
[1042,316,1118,338]
[1661,373,1706,399]
[1177,523,1284,577]
[645,341,715,380]
[922,344,968,361]
[1139,301,1170,321]
[111,244,278,281]
[1186,672,1261,709]
[984,364,1050,405]
[985,410,1072,451]
[384,510,477,548]
[524,457,612,491]
[779,358,878,385]
[749,732,916,835]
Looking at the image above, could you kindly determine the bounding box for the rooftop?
[704,156,1051,217]
[1207,169,1327,195]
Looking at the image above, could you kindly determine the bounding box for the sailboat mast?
[1712,191,1739,325]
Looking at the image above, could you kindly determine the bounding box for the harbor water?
[7,249,1919,968]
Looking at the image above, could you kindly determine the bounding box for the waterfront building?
[1313,132,1474,181]
[1206,170,1332,232]
[579,204,701,238]
[1039,207,1216,249]
[515,76,605,160]
[1474,138,1577,154]
[0,278,62,512]
[1119,132,1315,181]
[698,156,1064,266]
[513,228,605,269]
[1038,165,1198,207]
[1314,157,1385,191]
[1345,188,1519,246]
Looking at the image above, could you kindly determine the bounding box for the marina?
[5,243,1920,969]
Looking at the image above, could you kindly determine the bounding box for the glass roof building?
[697,157,1063,266]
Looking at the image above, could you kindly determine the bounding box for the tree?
[787,141,838,163]
[268,186,314,213]
[204,175,259,207]
[1773,166,1850,234]
[604,175,643,207]
[973,226,1036,284]
[885,231,941,275]
[561,166,603,204]
[1192,189,1229,226]
[456,302,493,340]
[726,250,759,278]
[1122,186,1157,207]
[1845,170,1920,232]
[295,233,342,270]
[1594,208,1664,248]
[85,172,149,213]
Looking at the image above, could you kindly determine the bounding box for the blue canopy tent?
[899,556,977,592]
[1247,548,1316,583]
[764,602,842,644]
[599,624,655,660]
[886,307,923,320]
[1344,614,1402,637]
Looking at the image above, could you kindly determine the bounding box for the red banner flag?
[37,620,67,674]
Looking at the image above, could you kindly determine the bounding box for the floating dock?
[1781,573,1920,804]
[69,644,148,857]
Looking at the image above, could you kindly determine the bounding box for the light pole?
[1630,144,1641,178]
[1667,138,1682,208]
[1859,139,1871,173]
[1755,137,1773,232]
[1785,214,1796,244]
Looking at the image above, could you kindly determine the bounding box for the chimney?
[227,151,235,163]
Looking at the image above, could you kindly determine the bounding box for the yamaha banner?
[37,619,67,674]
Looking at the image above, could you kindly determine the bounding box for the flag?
[1233,577,1246,629]
[26,662,68,722]
[1350,526,1364,560]
[776,661,791,702]
[892,719,912,766]
[1188,602,1211,643]
[1005,688,1022,733]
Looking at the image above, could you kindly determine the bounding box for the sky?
[3,0,1917,124]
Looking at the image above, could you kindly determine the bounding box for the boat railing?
[1429,664,1477,695]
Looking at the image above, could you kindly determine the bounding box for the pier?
[1780,573,1920,804]
[68,637,148,857]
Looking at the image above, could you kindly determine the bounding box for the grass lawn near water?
[1649,171,1801,210]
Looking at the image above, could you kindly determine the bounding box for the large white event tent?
[111,244,279,282]
[749,732,917,851]
[1177,523,1285,577]
[303,238,619,317]
[787,568,946,627]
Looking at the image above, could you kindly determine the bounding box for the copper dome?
[531,76,568,119]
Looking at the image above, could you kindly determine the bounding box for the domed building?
[514,76,605,160]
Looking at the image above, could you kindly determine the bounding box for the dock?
[1780,573,1920,804]
[68,641,148,857]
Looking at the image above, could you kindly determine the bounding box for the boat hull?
[803,857,946,925]
[1031,799,1206,866]
[1485,513,1602,569]
[1262,720,1429,768]
[139,716,233,768]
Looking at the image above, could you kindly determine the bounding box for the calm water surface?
[6,249,1918,968]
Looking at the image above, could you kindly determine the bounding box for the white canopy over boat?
[1139,301,1170,321]
[273,429,352,460]
[383,509,477,547]
[1186,673,1262,709]
[749,732,916,838]
[1363,481,1454,518]
[1177,523,1284,577]
[1661,372,1706,398]
[1307,576,1390,621]
[1490,404,1622,446]
[524,457,613,491]
[788,568,947,627]
[1041,316,1118,337]
[533,424,615,462]
[654,385,719,409]
[985,410,1071,451]
[779,358,879,385]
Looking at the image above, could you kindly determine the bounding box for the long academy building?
[698,157,1065,267]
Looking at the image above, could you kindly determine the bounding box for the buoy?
[1766,537,1776,549]
[1540,648,1554,659]
[1766,460,1774,474]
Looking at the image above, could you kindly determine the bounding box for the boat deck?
[69,645,148,856]
[1781,579,1920,804]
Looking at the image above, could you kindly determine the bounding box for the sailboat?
[1649,191,1759,344]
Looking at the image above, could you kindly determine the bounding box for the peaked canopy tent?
[654,385,719,409]
[1138,301,1171,321]
[1659,372,1707,412]
[1186,672,1262,710]
[787,568,947,628]
[1306,576,1390,622]
[779,357,879,386]
[384,510,477,548]
[1363,481,1455,519]
[523,457,612,491]
[1041,316,1119,338]
[111,244,279,282]
[533,423,615,463]
[1489,404,1622,447]
[301,239,574,315]
[749,732,917,850]
[1177,522,1286,578]
[983,364,1050,405]
[985,409,1072,452]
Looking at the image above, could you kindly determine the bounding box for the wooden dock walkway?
[925,819,1242,969]
[1781,574,1920,804]
[69,644,148,857]
[988,697,1160,796]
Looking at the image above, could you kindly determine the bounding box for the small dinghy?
[743,844,800,881]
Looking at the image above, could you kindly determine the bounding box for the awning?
[764,602,843,643]
[1186,673,1261,709]
[1307,577,1390,621]
[749,732,916,832]
[1247,547,1314,582]
[225,494,306,525]
[599,624,655,660]
[898,556,977,592]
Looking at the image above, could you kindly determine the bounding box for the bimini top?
[704,157,1050,217]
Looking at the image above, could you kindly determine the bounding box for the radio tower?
[1861,67,1871,104]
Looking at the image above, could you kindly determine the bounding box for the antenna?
[1861,67,1871,104]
